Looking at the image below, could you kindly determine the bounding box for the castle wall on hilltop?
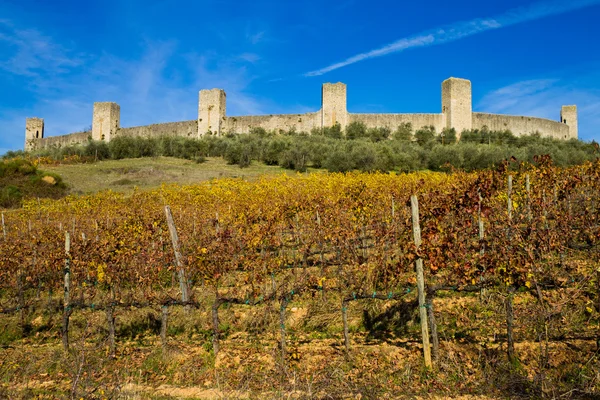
[24,77,578,151]
[27,131,90,150]
[116,120,197,139]
[348,113,444,132]
[222,112,321,134]
[472,113,572,140]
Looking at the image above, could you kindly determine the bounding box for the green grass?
[0,158,67,208]
[43,157,317,195]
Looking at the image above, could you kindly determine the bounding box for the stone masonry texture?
[92,102,120,142]
[561,105,578,139]
[198,89,226,136]
[442,77,472,137]
[25,117,44,151]
[25,77,578,150]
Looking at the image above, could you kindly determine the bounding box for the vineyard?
[1,157,599,398]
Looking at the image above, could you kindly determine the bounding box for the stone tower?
[92,102,120,142]
[321,83,347,130]
[198,89,226,136]
[25,117,44,151]
[442,77,472,137]
[560,105,578,139]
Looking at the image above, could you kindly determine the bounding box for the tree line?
[5,122,597,172]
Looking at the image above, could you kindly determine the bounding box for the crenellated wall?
[472,113,571,140]
[24,77,579,151]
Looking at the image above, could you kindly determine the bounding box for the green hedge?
[0,158,67,208]
[10,125,598,174]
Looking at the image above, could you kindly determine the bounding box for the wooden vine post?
[211,298,221,356]
[506,175,516,363]
[161,305,169,354]
[426,300,439,361]
[507,175,513,222]
[478,192,487,301]
[1,212,5,240]
[62,231,72,351]
[279,297,289,369]
[341,300,350,352]
[106,287,116,358]
[478,193,485,256]
[164,206,189,305]
[526,174,532,221]
[410,195,432,368]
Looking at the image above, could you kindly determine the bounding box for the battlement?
[442,77,472,138]
[198,89,226,136]
[24,77,578,151]
[321,82,348,129]
[25,117,44,151]
[561,105,578,139]
[92,102,120,142]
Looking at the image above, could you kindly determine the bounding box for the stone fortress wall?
[24,77,578,151]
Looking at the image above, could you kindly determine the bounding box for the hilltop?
[42,157,304,195]
[2,128,598,206]
[0,158,67,208]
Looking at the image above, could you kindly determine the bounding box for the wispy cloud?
[478,79,558,113]
[304,0,600,77]
[238,52,261,64]
[0,20,270,152]
[247,30,265,45]
[477,77,600,141]
[0,19,84,79]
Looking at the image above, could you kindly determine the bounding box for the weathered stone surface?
[24,77,579,151]
[25,117,44,151]
[118,120,197,139]
[198,89,226,136]
[321,82,347,129]
[472,113,571,140]
[561,105,578,139]
[442,77,472,137]
[349,113,443,132]
[92,102,120,142]
[223,112,321,134]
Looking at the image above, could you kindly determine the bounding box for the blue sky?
[1,0,600,153]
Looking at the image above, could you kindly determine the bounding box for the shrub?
[109,137,135,159]
[84,140,110,160]
[346,121,368,140]
[323,145,354,172]
[249,127,271,137]
[0,159,67,208]
[279,143,310,172]
[440,128,457,145]
[305,138,331,168]
[12,128,597,175]
[415,126,436,146]
[393,122,413,142]
[262,138,291,165]
[313,123,343,139]
[428,145,463,171]
[0,185,22,208]
[350,142,378,171]
[368,126,391,142]
[373,145,397,171]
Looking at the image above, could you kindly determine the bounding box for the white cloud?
[0,19,84,80]
[304,0,600,76]
[238,52,261,64]
[247,30,265,45]
[476,78,600,141]
[0,21,271,153]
